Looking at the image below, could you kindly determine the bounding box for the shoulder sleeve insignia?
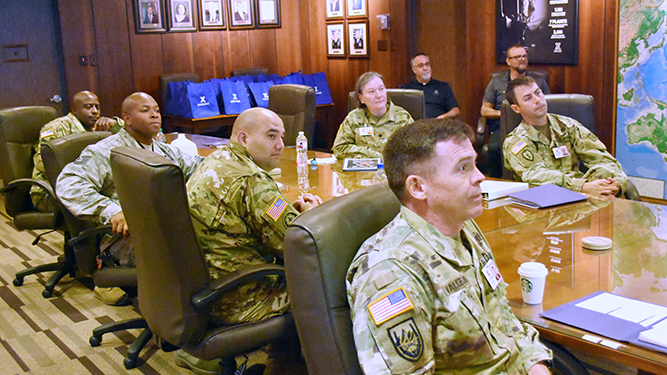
[511,139,527,155]
[368,287,414,325]
[521,149,534,161]
[265,196,288,221]
[283,211,297,226]
[387,317,424,362]
[40,129,54,139]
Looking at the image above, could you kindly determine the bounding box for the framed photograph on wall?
[325,0,344,19]
[135,0,166,33]
[348,21,368,58]
[256,0,280,28]
[326,22,345,57]
[346,0,367,19]
[168,0,197,31]
[199,0,225,30]
[228,0,255,29]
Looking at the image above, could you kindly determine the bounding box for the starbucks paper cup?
[518,262,548,305]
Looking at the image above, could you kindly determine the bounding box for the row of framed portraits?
[134,0,280,33]
[326,21,368,58]
[325,0,368,20]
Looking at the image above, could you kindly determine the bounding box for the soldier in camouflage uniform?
[333,71,413,159]
[187,107,321,325]
[31,91,124,212]
[347,118,552,375]
[57,92,203,265]
[503,76,628,198]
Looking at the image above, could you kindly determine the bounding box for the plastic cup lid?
[518,262,548,277]
[582,236,612,251]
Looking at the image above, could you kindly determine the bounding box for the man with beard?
[402,52,460,120]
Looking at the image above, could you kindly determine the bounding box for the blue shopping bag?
[303,72,333,105]
[164,81,191,117]
[218,79,252,114]
[186,82,221,119]
[247,81,274,108]
[281,71,304,85]
[230,75,254,84]
[256,74,281,83]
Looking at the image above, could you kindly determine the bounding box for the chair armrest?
[474,117,487,153]
[476,117,487,135]
[1,177,57,201]
[66,225,113,248]
[191,263,286,311]
[624,180,642,201]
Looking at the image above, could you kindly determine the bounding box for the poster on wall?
[348,21,368,57]
[199,0,225,30]
[169,0,197,31]
[326,22,345,57]
[615,2,667,199]
[496,0,578,65]
[135,0,166,33]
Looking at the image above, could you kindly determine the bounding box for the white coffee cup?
[518,262,548,304]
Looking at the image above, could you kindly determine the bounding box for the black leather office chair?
[499,94,641,200]
[231,67,269,77]
[269,84,316,147]
[0,106,72,298]
[109,146,295,374]
[347,89,426,120]
[41,132,146,369]
[284,184,589,375]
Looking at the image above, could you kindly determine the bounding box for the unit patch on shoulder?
[522,149,534,161]
[283,211,297,226]
[368,287,414,325]
[266,196,288,221]
[511,140,527,155]
[387,318,423,362]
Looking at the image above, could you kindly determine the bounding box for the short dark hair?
[506,76,537,105]
[506,44,527,58]
[410,52,428,67]
[383,118,474,201]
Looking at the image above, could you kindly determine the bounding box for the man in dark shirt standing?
[402,52,460,119]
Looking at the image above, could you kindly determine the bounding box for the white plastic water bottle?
[171,133,198,156]
[371,162,388,185]
[155,128,166,142]
[297,164,309,193]
[296,131,308,167]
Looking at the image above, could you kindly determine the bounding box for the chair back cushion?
[231,67,269,77]
[110,146,210,347]
[347,89,425,120]
[284,185,400,375]
[41,131,113,274]
[268,84,316,146]
[160,73,201,106]
[0,106,58,217]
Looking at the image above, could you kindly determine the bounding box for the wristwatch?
[538,359,554,370]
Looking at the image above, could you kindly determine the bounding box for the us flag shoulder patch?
[266,196,288,221]
[368,287,414,326]
[511,140,528,155]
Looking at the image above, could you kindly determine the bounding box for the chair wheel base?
[89,336,102,347]
[13,278,23,286]
[42,289,53,298]
[124,357,138,369]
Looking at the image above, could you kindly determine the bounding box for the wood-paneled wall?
[56,0,618,150]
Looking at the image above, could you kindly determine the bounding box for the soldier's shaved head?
[71,91,101,128]
[231,107,282,139]
[232,107,285,171]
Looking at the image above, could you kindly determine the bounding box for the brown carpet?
[0,206,306,374]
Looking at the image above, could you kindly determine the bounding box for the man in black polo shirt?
[402,52,460,119]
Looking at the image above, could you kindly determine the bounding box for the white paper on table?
[575,292,667,326]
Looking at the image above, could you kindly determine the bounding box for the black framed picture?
[169,0,197,32]
[346,0,367,19]
[228,0,255,29]
[199,0,225,30]
[496,0,578,65]
[325,0,343,19]
[348,21,368,58]
[256,0,280,28]
[135,0,166,33]
[326,22,345,57]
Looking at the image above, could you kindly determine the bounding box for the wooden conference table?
[178,134,667,374]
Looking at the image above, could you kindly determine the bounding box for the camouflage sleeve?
[332,115,383,159]
[348,259,435,375]
[56,148,120,225]
[244,174,299,257]
[109,117,124,133]
[571,125,629,193]
[503,134,587,191]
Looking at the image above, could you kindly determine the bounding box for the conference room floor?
[0,197,307,374]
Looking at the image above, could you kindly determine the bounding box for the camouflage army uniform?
[186,141,295,324]
[30,113,123,211]
[332,101,413,159]
[503,114,629,193]
[347,206,551,375]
